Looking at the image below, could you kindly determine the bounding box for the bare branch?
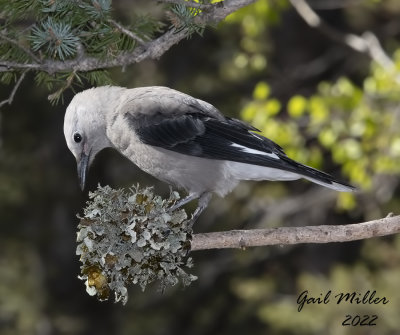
[289,0,396,72]
[108,19,147,46]
[362,31,395,70]
[191,214,400,250]
[0,70,28,108]
[195,0,256,22]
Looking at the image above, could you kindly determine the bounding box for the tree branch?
[0,32,41,63]
[0,70,27,108]
[191,214,400,250]
[108,19,147,46]
[0,0,255,74]
[157,0,216,10]
[289,0,396,72]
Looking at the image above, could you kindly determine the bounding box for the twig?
[157,0,216,10]
[47,70,77,102]
[195,0,255,22]
[108,19,146,46]
[0,70,28,108]
[289,0,396,72]
[190,214,400,250]
[0,32,41,63]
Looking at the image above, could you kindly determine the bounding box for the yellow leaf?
[253,81,270,100]
[288,95,307,118]
[264,98,281,116]
[318,128,337,148]
[337,192,356,210]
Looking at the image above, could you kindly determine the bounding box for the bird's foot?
[169,193,199,212]
[188,192,212,225]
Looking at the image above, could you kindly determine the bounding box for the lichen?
[76,184,196,305]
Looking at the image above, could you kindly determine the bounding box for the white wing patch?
[225,161,300,181]
[230,143,279,159]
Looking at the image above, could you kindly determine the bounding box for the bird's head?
[64,87,117,190]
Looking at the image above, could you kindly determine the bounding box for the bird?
[64,86,355,220]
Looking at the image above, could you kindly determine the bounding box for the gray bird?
[64,86,354,219]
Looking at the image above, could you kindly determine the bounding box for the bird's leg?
[169,193,199,212]
[190,192,212,224]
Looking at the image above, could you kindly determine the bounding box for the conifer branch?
[0,0,255,74]
[0,32,41,63]
[108,20,146,46]
[158,0,216,10]
[47,70,77,103]
[191,214,400,250]
[0,70,27,108]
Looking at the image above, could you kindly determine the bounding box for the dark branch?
[289,0,396,71]
[0,70,28,108]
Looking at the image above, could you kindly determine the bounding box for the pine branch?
[0,70,27,108]
[47,70,77,103]
[158,0,216,10]
[0,0,256,74]
[191,214,400,250]
[108,19,146,46]
[0,32,41,63]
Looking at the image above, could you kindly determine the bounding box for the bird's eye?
[73,133,82,143]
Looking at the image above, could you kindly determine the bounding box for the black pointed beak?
[77,152,90,191]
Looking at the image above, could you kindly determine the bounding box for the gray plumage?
[64,86,354,216]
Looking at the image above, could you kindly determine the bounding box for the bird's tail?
[280,156,355,192]
[226,157,355,192]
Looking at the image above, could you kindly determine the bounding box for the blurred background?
[1,0,400,334]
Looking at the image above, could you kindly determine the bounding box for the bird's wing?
[128,110,296,171]
[126,109,354,191]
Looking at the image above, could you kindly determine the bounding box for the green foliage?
[77,184,196,305]
[241,53,400,209]
[0,0,166,103]
[0,0,40,20]
[168,4,205,37]
[1,1,400,333]
[30,17,79,60]
[0,0,216,103]
[218,0,288,81]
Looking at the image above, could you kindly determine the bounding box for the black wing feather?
[131,112,289,168]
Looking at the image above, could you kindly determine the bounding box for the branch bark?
[157,0,216,9]
[191,214,400,250]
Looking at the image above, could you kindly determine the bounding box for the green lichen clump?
[76,185,196,305]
